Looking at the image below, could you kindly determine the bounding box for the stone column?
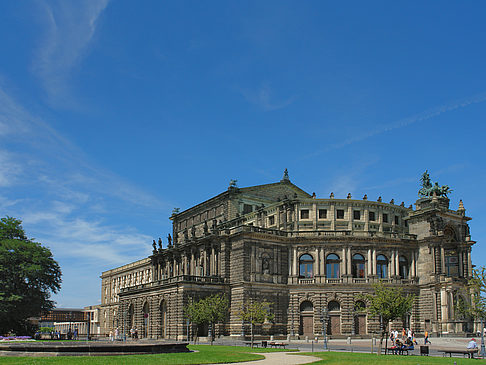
[458,250,463,278]
[293,248,298,276]
[288,247,292,277]
[294,204,299,231]
[468,250,472,278]
[211,246,216,275]
[342,247,347,275]
[441,247,446,275]
[313,202,317,230]
[367,249,372,276]
[316,247,320,275]
[276,206,281,229]
[441,289,448,321]
[364,208,369,231]
[347,247,352,275]
[395,250,399,276]
[320,248,325,278]
[372,249,377,275]
[411,251,416,277]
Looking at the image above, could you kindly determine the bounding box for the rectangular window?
[395,215,399,225]
[300,209,310,219]
[383,213,388,223]
[268,215,275,225]
[404,220,408,227]
[326,263,340,278]
[318,209,327,219]
[243,204,253,215]
[369,211,376,221]
[336,209,344,219]
[353,210,361,220]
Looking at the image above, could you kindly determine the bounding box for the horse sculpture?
[418,170,452,198]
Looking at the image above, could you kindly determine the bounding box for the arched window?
[376,255,388,279]
[326,254,340,278]
[399,256,409,279]
[299,254,314,278]
[352,253,366,278]
[300,301,314,312]
[328,300,340,312]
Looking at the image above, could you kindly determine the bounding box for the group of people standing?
[108,327,139,341]
[389,328,418,354]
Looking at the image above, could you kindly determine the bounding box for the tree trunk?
[250,321,254,348]
[378,335,383,355]
[210,322,214,345]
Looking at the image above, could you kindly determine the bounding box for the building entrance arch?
[327,301,341,335]
[160,300,167,338]
[142,302,149,338]
[299,300,314,337]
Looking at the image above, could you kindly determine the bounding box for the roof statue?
[281,168,290,182]
[418,170,452,198]
[229,179,238,188]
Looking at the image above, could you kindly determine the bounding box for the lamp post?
[321,307,328,350]
[481,318,485,358]
[290,305,294,337]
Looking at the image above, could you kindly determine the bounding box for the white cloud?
[302,92,486,160]
[0,150,23,187]
[33,0,110,105]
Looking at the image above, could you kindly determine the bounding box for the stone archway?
[299,300,314,337]
[160,300,167,338]
[142,302,149,338]
[327,300,341,335]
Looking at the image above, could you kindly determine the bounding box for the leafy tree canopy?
[185,294,229,343]
[359,281,415,355]
[456,266,486,320]
[0,216,62,334]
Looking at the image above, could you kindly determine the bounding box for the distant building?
[37,307,101,336]
[100,171,476,339]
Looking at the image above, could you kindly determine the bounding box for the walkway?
[215,352,321,365]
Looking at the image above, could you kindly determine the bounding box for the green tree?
[185,293,229,344]
[455,266,486,328]
[238,300,274,347]
[359,282,415,355]
[0,216,62,334]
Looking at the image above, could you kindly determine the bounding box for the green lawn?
[0,344,290,365]
[298,351,486,364]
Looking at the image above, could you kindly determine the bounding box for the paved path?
[214,352,321,365]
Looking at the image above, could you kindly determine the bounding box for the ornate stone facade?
[100,172,476,339]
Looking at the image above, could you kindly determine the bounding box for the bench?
[268,341,288,349]
[439,349,478,358]
[386,347,414,355]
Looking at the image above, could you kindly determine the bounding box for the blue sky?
[1,1,485,307]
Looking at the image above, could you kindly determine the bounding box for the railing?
[353,278,368,284]
[326,278,343,284]
[220,225,416,240]
[119,275,226,293]
[298,278,315,284]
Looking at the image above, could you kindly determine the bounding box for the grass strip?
[297,351,486,364]
[0,344,290,365]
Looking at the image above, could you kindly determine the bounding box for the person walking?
[424,330,431,345]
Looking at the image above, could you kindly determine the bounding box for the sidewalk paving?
[213,352,321,365]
